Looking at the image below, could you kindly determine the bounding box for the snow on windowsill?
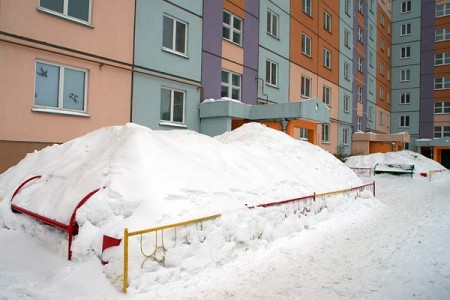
[32,108,90,117]
[159,121,188,128]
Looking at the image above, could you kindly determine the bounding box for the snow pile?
[0,123,361,259]
[344,150,446,174]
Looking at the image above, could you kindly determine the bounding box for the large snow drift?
[0,123,361,257]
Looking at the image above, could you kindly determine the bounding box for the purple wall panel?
[419,2,435,138]
[242,0,259,104]
[243,67,258,105]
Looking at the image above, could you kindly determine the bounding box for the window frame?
[345,0,351,16]
[400,92,411,105]
[344,62,350,80]
[38,0,92,25]
[436,3,450,18]
[434,126,450,138]
[266,9,279,38]
[435,52,450,66]
[162,14,188,56]
[343,128,350,145]
[301,33,312,57]
[323,48,332,69]
[221,70,242,101]
[322,123,330,143]
[223,10,243,46]
[357,56,363,72]
[301,75,312,98]
[400,69,411,82]
[357,86,363,102]
[380,86,384,100]
[33,60,88,114]
[400,46,411,59]
[357,116,362,131]
[344,29,350,48]
[435,28,450,42]
[434,101,450,114]
[434,77,450,90]
[160,87,186,124]
[401,23,411,36]
[344,95,350,113]
[401,0,412,14]
[323,85,331,106]
[400,115,410,128]
[302,0,312,16]
[323,11,332,32]
[265,60,278,87]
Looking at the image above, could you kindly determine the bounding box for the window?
[401,23,411,36]
[323,11,331,32]
[300,128,309,140]
[357,56,363,72]
[302,0,312,16]
[388,47,391,58]
[223,11,242,45]
[343,128,349,145]
[370,0,375,14]
[344,62,350,80]
[358,26,363,43]
[434,126,450,138]
[400,92,410,104]
[436,4,450,18]
[434,102,450,114]
[163,15,187,55]
[380,38,385,51]
[265,60,278,87]
[369,106,374,121]
[39,0,91,23]
[160,88,185,123]
[322,123,330,143]
[387,69,391,81]
[344,95,350,113]
[435,53,450,66]
[435,28,450,42]
[345,0,351,16]
[358,0,364,13]
[435,77,450,90]
[221,70,241,100]
[323,48,331,69]
[323,86,331,106]
[357,116,362,131]
[380,86,384,100]
[302,33,312,56]
[388,24,391,35]
[267,10,279,38]
[380,62,384,75]
[379,111,384,125]
[344,29,350,48]
[34,61,87,113]
[400,46,411,59]
[357,86,363,102]
[400,115,410,127]
[401,1,411,13]
[369,25,374,40]
[400,69,411,82]
[381,14,385,27]
[387,92,391,104]
[369,51,374,67]
[301,76,311,98]
[369,78,374,94]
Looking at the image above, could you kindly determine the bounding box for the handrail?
[10,175,42,201]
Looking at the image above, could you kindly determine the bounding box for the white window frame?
[435,77,450,90]
[370,0,374,14]
[323,85,331,106]
[357,86,363,102]
[369,106,374,121]
[38,0,92,24]
[221,70,241,101]
[344,29,350,48]
[302,33,312,57]
[369,25,374,40]
[400,46,411,59]
[299,128,309,141]
[369,78,374,94]
[380,38,385,51]
[322,123,330,143]
[434,101,450,114]
[160,87,185,124]
[401,23,411,36]
[400,92,410,104]
[302,0,312,16]
[358,0,364,13]
[435,28,450,42]
[380,86,384,100]
[345,0,351,16]
[357,56,363,72]
[380,62,384,75]
[434,126,450,138]
[162,15,188,56]
[379,111,384,125]
[357,116,362,131]
[400,115,410,128]
[301,75,311,98]
[267,9,279,38]
[223,11,242,45]
[435,52,450,66]
[381,14,385,27]
[400,69,411,82]
[323,11,332,32]
[358,26,363,43]
[369,51,374,67]
[343,128,349,145]
[401,1,412,14]
[436,4,450,18]
[265,60,278,87]
[344,62,350,80]
[323,48,332,69]
[33,60,88,114]
[344,95,350,113]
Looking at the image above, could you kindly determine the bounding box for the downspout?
[130,0,137,123]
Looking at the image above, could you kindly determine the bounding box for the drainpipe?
[281,119,288,133]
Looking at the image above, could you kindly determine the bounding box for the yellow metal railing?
[122,213,221,293]
[429,169,448,181]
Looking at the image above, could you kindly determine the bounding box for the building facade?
[2,0,450,173]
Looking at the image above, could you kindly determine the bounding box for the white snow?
[0,123,449,299]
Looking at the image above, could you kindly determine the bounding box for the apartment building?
[0,0,134,173]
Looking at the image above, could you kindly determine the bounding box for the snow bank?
[0,123,361,259]
[344,150,446,174]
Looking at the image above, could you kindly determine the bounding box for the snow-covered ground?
[0,123,449,299]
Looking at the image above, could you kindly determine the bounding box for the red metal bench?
[10,175,102,260]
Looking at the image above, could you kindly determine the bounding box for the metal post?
[123,228,129,293]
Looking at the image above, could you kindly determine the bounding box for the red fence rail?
[10,176,102,260]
